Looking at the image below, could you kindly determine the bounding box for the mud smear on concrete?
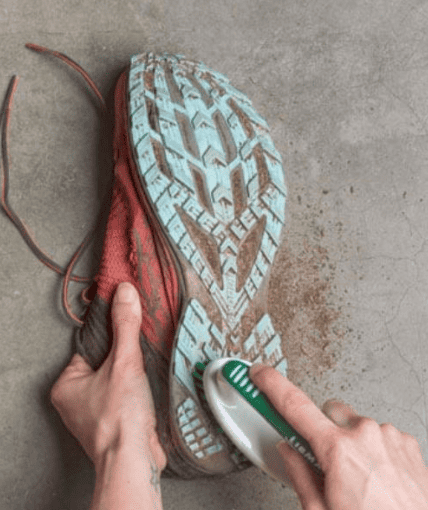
[269,241,344,383]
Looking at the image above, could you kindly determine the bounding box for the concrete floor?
[2,0,428,508]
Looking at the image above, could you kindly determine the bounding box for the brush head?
[192,358,320,486]
[192,359,252,466]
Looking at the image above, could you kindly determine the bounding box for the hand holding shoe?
[51,282,166,510]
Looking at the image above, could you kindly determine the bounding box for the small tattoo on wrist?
[150,462,161,493]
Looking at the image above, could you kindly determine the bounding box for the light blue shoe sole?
[128,52,288,476]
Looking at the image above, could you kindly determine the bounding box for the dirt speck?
[269,241,344,382]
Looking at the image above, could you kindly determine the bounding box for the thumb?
[276,441,326,509]
[110,282,143,365]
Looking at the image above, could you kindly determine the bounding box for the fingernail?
[324,398,345,406]
[115,283,140,315]
[249,362,269,380]
[276,439,289,453]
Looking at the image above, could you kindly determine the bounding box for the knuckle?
[114,307,141,326]
[123,311,141,324]
[380,422,400,438]
[323,431,351,465]
[112,345,143,370]
[114,356,141,375]
[332,430,350,449]
[111,357,144,385]
[357,416,379,435]
[344,417,381,447]
[279,391,308,417]
[113,316,141,341]
[403,432,421,450]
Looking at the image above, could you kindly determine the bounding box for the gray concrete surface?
[2,0,428,508]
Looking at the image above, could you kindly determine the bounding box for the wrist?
[93,420,167,475]
[91,440,164,510]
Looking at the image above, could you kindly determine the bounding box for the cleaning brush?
[192,359,253,469]
[192,357,323,484]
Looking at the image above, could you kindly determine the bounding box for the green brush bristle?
[192,359,223,432]
[192,362,206,393]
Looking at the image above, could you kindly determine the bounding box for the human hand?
[249,364,428,510]
[50,282,167,473]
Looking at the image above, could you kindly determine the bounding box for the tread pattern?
[176,396,224,460]
[173,300,287,464]
[128,52,288,472]
[176,395,251,467]
[173,299,288,399]
[129,53,286,331]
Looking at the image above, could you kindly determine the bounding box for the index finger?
[249,364,338,458]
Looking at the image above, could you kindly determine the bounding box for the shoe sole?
[128,52,288,476]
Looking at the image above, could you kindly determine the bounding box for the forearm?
[90,443,164,510]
